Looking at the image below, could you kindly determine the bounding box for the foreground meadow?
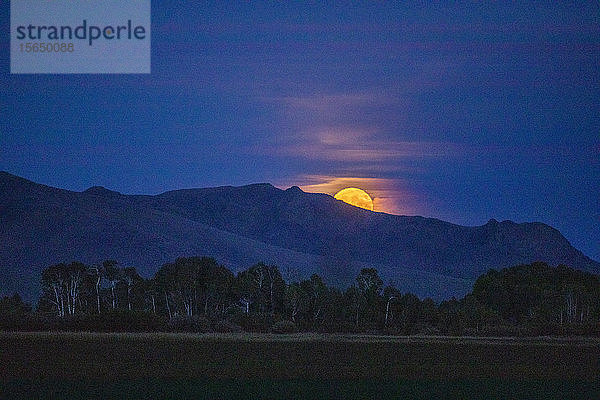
[1,332,599,399]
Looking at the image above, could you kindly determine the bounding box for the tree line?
[1,258,599,336]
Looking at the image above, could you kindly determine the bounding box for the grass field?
[1,332,599,399]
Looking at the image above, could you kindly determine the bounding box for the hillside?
[1,171,598,302]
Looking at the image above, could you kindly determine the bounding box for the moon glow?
[334,187,374,211]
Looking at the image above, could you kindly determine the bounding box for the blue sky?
[1,2,598,260]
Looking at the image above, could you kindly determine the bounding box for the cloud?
[268,93,391,113]
[315,127,374,145]
[277,140,461,162]
[255,90,465,166]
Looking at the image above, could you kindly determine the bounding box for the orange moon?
[334,187,374,211]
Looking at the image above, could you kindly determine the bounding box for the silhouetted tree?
[88,264,104,314]
[103,260,121,310]
[196,257,234,315]
[285,282,306,323]
[383,285,402,328]
[236,263,285,314]
[300,274,328,328]
[25,256,600,336]
[355,268,383,329]
[40,262,87,317]
[122,267,143,311]
[0,294,31,315]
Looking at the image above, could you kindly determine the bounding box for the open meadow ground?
[1,332,599,399]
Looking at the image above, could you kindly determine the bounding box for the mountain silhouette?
[1,171,598,302]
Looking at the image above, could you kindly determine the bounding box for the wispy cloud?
[266,140,460,162]
[267,92,391,113]
[255,91,465,165]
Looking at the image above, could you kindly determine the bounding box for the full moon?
[334,187,374,211]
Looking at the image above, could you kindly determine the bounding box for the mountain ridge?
[1,171,598,302]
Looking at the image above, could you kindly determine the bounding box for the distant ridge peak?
[285,185,303,193]
[83,186,121,196]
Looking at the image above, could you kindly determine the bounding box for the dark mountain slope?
[0,171,597,302]
[150,183,598,279]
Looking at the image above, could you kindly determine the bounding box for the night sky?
[1,3,598,261]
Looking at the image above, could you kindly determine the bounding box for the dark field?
[1,332,599,399]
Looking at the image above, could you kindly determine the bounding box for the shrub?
[167,315,212,333]
[45,311,167,332]
[213,319,242,333]
[318,319,355,334]
[0,312,44,331]
[271,320,297,334]
[232,313,274,332]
